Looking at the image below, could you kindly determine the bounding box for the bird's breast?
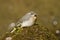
[21,20,34,27]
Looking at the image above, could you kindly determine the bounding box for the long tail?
[10,27,23,33]
[10,27,17,33]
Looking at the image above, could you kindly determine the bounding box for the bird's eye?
[34,15,37,17]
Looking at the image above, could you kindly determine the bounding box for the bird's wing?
[16,12,31,26]
[20,13,31,22]
[19,11,36,22]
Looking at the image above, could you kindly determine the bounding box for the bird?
[10,11,37,33]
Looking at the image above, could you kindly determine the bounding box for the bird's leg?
[34,23,38,25]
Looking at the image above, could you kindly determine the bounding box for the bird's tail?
[10,27,17,33]
[10,26,23,34]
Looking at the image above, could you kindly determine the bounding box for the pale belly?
[21,20,34,27]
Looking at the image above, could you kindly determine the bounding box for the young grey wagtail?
[10,11,37,33]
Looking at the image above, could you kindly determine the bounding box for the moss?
[1,24,58,40]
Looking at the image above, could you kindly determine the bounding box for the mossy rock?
[1,24,59,40]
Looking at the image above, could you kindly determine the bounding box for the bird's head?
[28,11,37,21]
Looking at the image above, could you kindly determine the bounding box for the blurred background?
[0,0,60,39]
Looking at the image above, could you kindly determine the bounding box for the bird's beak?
[34,16,37,19]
